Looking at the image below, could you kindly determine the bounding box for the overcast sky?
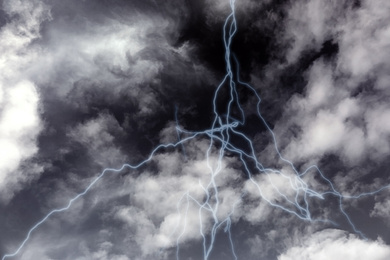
[1,0,390,259]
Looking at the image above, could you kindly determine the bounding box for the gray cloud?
[1,0,390,259]
[0,0,50,203]
[278,229,390,260]
[264,0,390,182]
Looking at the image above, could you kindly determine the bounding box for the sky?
[1,0,390,259]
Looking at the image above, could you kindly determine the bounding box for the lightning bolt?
[3,0,390,259]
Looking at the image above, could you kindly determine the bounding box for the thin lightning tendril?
[3,0,390,259]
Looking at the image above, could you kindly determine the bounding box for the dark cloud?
[1,0,390,259]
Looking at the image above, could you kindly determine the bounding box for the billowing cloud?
[1,0,390,259]
[113,136,244,257]
[269,0,390,170]
[278,229,390,260]
[0,0,50,203]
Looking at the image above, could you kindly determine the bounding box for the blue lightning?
[3,0,390,259]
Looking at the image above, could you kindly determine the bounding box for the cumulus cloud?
[0,0,50,202]
[338,0,390,84]
[2,0,390,259]
[278,229,390,260]
[268,0,390,171]
[282,0,345,64]
[113,137,244,257]
[276,61,366,164]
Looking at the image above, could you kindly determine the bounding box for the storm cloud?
[1,0,390,259]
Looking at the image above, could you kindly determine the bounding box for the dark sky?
[1,0,390,259]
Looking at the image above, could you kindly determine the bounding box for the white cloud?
[282,0,344,64]
[338,0,390,84]
[0,81,42,181]
[242,167,302,223]
[4,1,390,259]
[278,229,390,260]
[111,136,245,257]
[280,65,366,164]
[269,0,390,170]
[0,0,50,202]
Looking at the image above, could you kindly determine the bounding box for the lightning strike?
[2,0,390,259]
